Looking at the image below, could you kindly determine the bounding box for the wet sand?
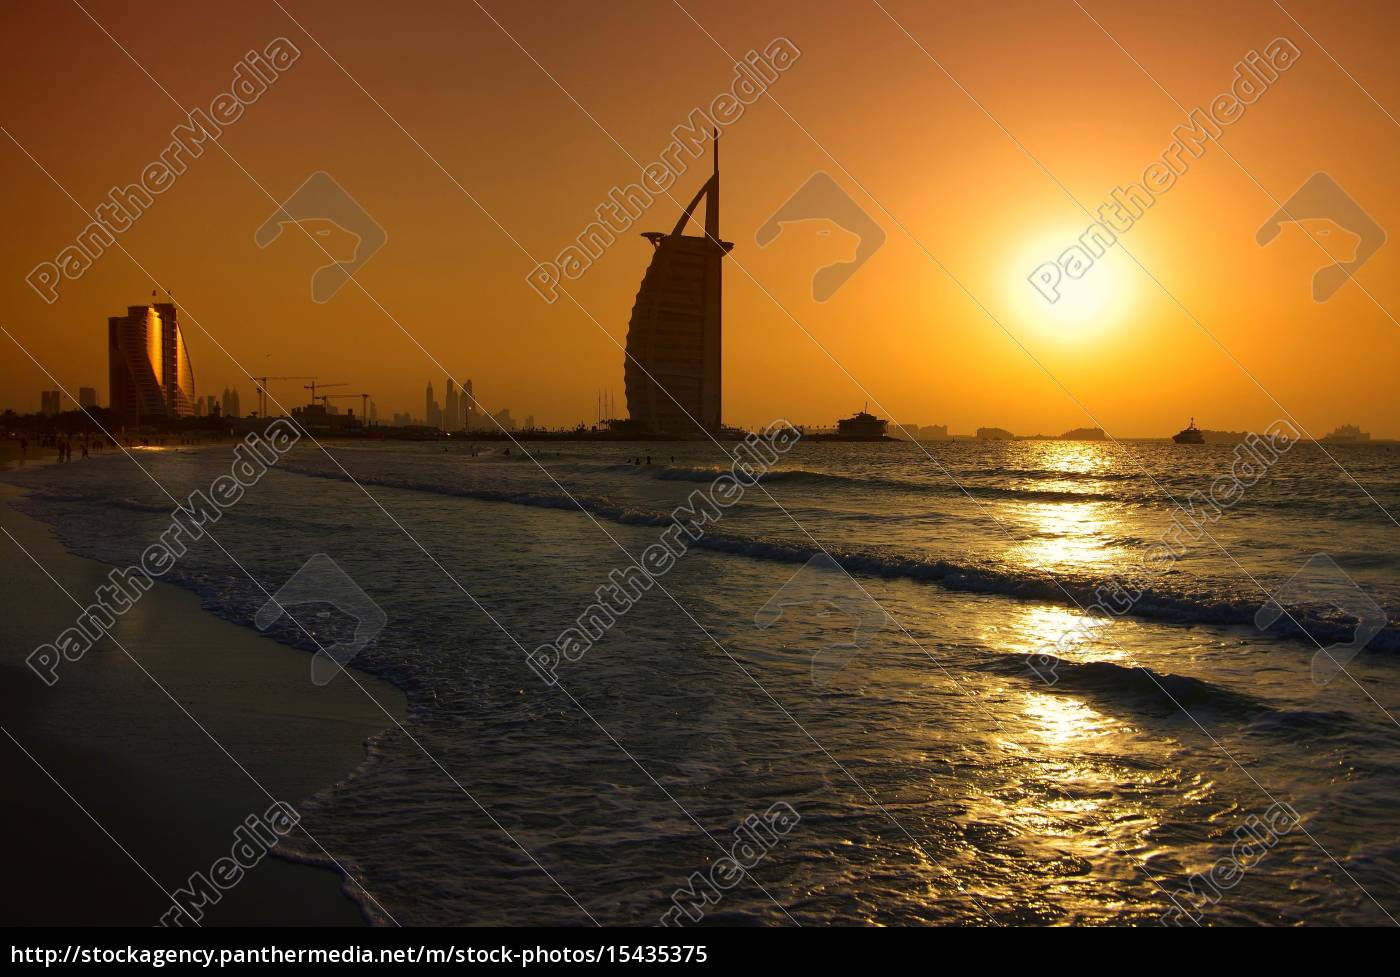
[0,482,406,926]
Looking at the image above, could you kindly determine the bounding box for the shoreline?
[0,481,406,926]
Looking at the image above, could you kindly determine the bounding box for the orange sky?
[2,0,1398,437]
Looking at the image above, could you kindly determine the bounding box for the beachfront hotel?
[622,133,731,434]
[107,302,196,428]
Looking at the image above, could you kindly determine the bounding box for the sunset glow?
[1,0,1397,437]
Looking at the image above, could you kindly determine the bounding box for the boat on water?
[805,409,894,441]
[837,409,889,438]
[1172,417,1205,444]
[1323,424,1371,443]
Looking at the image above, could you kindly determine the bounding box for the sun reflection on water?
[993,604,1127,666]
[1022,690,1112,746]
[996,439,1134,574]
[1012,500,1122,570]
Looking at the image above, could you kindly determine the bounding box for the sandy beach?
[0,480,406,927]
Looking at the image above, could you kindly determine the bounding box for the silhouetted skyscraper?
[445,379,459,432]
[41,390,60,417]
[425,381,442,430]
[624,132,729,433]
[78,386,97,409]
[221,386,242,419]
[108,302,195,427]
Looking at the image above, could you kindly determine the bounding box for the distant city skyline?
[6,294,1390,443]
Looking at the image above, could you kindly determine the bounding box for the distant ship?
[1172,417,1205,444]
[837,410,889,439]
[1323,424,1371,443]
[802,408,892,441]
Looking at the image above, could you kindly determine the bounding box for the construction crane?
[247,375,316,418]
[304,381,348,404]
[316,393,372,426]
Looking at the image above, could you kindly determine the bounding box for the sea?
[4,432,1399,926]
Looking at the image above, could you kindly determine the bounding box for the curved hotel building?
[623,135,731,434]
[108,302,196,427]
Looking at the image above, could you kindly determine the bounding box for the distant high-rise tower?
[624,131,730,434]
[425,381,442,430]
[462,379,475,430]
[41,390,61,417]
[445,379,459,432]
[218,386,242,419]
[108,302,195,427]
[77,386,97,409]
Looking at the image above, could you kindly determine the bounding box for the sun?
[1006,227,1139,341]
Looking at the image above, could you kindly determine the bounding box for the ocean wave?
[984,654,1265,717]
[115,497,173,514]
[21,489,95,505]
[968,466,1144,482]
[12,488,173,516]
[591,461,1124,504]
[476,456,1382,515]
[273,462,1400,653]
[985,652,1383,740]
[643,531,1400,652]
[278,461,676,528]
